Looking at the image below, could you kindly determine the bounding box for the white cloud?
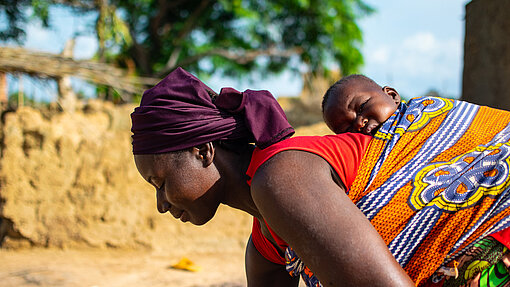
[366,46,390,65]
[403,32,438,54]
[362,31,463,99]
[359,0,467,99]
[387,32,461,79]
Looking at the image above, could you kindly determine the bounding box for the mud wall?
[0,101,252,253]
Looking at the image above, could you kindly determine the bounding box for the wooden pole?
[58,38,77,112]
[0,71,7,108]
[18,74,23,107]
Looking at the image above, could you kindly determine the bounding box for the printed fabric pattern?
[285,247,322,287]
[348,97,510,286]
[443,237,508,287]
[284,97,510,286]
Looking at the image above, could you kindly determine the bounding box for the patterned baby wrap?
[352,97,510,285]
[286,97,510,286]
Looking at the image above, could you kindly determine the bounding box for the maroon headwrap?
[131,67,294,154]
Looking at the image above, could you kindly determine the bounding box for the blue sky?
[359,0,470,99]
[9,0,470,101]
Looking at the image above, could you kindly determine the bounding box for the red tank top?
[246,133,372,264]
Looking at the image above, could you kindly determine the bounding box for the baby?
[321,74,401,135]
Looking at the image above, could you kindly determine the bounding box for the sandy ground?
[0,248,247,287]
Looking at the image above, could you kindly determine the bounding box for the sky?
[359,0,470,100]
[7,0,471,101]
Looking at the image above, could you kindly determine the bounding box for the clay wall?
[0,102,252,254]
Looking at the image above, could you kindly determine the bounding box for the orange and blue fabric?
[249,96,510,286]
[350,96,510,286]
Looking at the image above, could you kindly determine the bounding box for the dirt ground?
[0,248,247,287]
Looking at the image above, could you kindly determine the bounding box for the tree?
[1,0,373,79]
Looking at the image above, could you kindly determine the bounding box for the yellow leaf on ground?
[170,257,201,272]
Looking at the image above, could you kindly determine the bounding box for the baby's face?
[323,85,400,135]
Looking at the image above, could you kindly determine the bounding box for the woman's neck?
[215,144,261,218]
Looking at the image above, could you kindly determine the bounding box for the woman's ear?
[382,86,401,106]
[196,142,215,167]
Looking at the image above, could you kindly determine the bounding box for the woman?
[131,68,510,286]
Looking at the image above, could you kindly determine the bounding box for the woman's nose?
[156,189,170,213]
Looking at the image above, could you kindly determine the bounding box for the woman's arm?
[245,236,300,287]
[250,150,414,287]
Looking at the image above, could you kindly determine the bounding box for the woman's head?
[134,143,223,225]
[131,68,246,154]
[322,75,401,135]
[131,67,294,224]
[131,67,294,154]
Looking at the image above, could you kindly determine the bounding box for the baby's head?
[322,75,401,135]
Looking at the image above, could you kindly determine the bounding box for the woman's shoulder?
[250,147,337,199]
[252,132,371,163]
[246,133,371,185]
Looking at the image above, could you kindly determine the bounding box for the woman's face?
[134,149,223,226]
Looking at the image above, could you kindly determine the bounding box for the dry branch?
[0,46,158,95]
[160,46,304,77]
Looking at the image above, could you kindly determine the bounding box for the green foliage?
[8,91,36,107]
[0,0,95,42]
[108,0,374,77]
[0,0,54,41]
[30,0,50,26]
[96,2,132,59]
[95,84,124,103]
[0,0,29,41]
[1,0,373,78]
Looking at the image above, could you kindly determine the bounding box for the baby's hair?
[322,74,380,112]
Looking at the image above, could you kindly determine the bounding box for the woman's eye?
[150,178,163,190]
[154,181,164,190]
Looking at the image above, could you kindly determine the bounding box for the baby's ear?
[383,86,401,106]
